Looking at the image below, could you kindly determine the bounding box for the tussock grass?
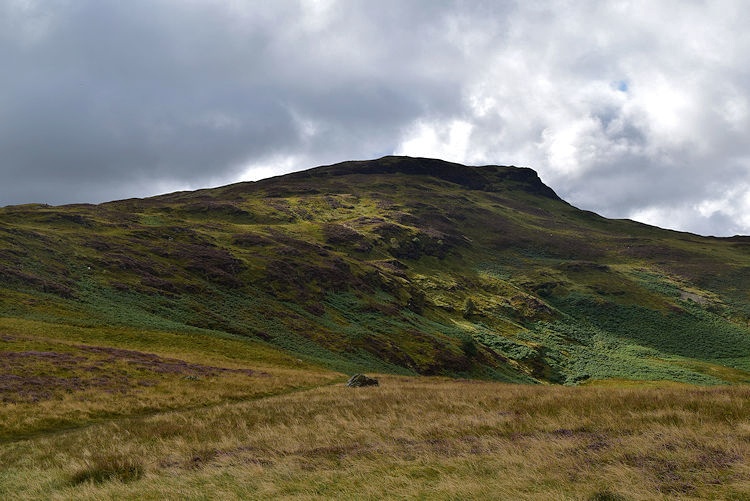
[0,318,342,439]
[70,454,144,485]
[2,376,748,499]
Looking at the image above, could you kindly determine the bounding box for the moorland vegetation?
[1,156,749,498]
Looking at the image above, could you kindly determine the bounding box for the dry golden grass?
[0,319,341,440]
[1,376,748,500]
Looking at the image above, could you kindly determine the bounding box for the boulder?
[346,374,379,387]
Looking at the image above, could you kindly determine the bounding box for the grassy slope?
[2,156,750,498]
[0,317,341,441]
[1,319,748,498]
[1,155,750,384]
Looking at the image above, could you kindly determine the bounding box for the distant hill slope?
[2,155,749,384]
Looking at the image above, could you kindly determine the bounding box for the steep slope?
[2,156,750,384]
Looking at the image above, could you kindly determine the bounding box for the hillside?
[2,155,750,385]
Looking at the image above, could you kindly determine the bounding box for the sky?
[2,0,750,236]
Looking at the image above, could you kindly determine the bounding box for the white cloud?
[239,154,306,183]
[396,120,474,164]
[391,1,750,235]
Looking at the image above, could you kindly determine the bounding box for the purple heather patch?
[0,340,266,403]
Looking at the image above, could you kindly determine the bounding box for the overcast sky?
[2,1,750,236]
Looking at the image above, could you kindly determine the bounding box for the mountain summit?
[1,156,749,384]
[276,156,562,199]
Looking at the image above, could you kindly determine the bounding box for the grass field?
[1,319,748,500]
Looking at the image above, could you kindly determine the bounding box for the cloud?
[0,0,472,203]
[399,0,750,236]
[1,1,749,235]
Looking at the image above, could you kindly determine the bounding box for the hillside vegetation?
[2,155,750,385]
[3,156,750,498]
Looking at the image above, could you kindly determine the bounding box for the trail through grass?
[0,317,343,441]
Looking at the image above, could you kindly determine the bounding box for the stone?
[346,373,379,387]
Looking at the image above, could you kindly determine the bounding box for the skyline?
[2,1,750,236]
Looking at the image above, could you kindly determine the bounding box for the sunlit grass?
[1,376,748,499]
[0,318,342,439]
[0,317,320,370]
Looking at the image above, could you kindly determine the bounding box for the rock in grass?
[346,374,379,387]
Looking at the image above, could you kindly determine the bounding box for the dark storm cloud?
[2,1,750,235]
[0,0,480,205]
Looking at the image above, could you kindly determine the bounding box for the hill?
[2,155,750,385]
